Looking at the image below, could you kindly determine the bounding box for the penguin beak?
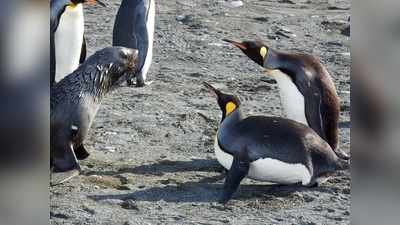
[203,82,221,99]
[223,39,247,50]
[86,0,107,7]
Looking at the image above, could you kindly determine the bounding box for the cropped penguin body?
[224,39,349,160]
[113,0,155,87]
[204,82,348,204]
[51,47,139,173]
[50,0,106,85]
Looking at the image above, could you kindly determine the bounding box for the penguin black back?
[204,82,348,203]
[224,39,346,159]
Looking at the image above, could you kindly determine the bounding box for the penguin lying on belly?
[224,39,349,160]
[203,82,349,204]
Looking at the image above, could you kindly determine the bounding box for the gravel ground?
[50,0,350,224]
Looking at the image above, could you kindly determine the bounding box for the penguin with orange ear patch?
[223,39,349,160]
[204,82,348,204]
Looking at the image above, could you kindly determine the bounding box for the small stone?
[224,0,244,8]
[82,206,95,215]
[160,179,170,185]
[117,185,132,190]
[121,199,139,211]
[99,199,124,205]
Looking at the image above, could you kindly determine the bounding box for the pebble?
[121,199,140,211]
[224,0,244,8]
[99,199,124,205]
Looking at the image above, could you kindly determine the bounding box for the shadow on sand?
[86,158,339,203]
[83,158,223,177]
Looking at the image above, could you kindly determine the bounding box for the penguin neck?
[220,108,243,128]
[264,49,302,79]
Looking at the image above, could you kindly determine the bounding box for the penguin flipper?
[80,35,87,64]
[219,149,250,204]
[295,75,326,140]
[75,144,90,160]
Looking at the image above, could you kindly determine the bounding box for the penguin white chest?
[270,70,308,125]
[54,4,84,82]
[139,0,156,81]
[214,137,311,185]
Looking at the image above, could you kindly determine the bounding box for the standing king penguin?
[224,39,349,160]
[50,0,106,85]
[204,82,348,204]
[113,0,156,87]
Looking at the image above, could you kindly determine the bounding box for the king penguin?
[50,0,106,85]
[204,82,349,204]
[113,0,156,87]
[224,39,349,160]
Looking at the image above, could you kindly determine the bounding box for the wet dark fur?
[51,47,138,171]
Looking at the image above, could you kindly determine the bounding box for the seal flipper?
[52,143,81,172]
[75,144,90,160]
[51,143,81,186]
[219,148,250,204]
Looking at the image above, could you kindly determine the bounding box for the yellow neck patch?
[260,46,268,59]
[225,102,237,116]
[67,3,78,9]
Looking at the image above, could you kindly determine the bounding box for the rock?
[99,199,124,205]
[276,27,297,38]
[224,0,244,8]
[278,0,296,4]
[117,185,132,190]
[254,17,269,22]
[121,199,140,211]
[176,15,193,24]
[341,25,350,36]
[82,205,96,215]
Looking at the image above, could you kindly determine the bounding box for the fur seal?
[51,47,139,177]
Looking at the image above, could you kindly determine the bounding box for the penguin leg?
[219,149,250,204]
[75,144,90,160]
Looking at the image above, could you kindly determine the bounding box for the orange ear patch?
[225,102,237,116]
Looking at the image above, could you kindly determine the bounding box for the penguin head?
[203,82,241,118]
[85,47,140,87]
[223,39,268,67]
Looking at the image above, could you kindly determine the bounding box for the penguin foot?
[218,195,231,205]
[334,149,350,160]
[305,180,319,188]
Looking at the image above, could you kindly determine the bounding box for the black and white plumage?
[113,0,155,87]
[224,39,349,160]
[204,82,348,204]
